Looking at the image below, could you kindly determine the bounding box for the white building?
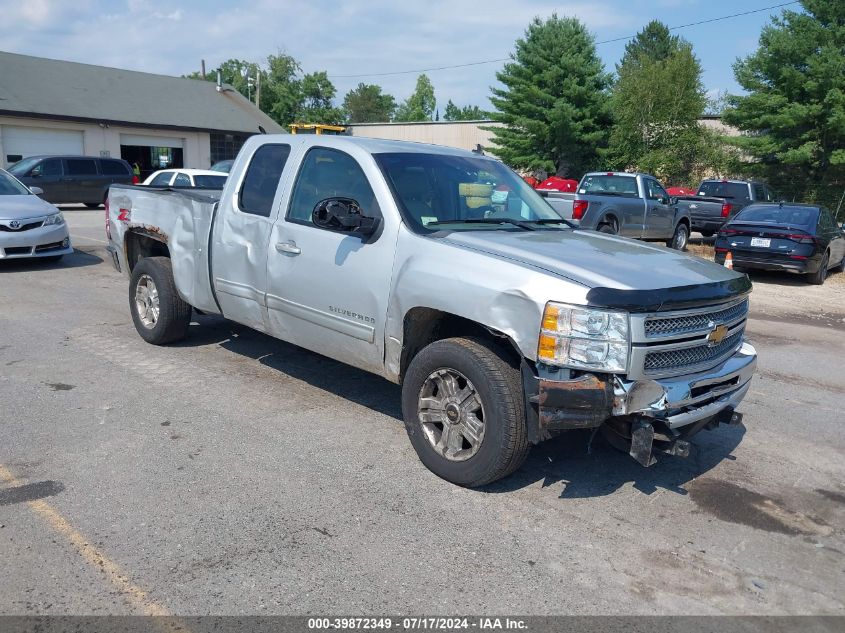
[0,51,283,178]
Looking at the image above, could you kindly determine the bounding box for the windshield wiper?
[427,218,537,230]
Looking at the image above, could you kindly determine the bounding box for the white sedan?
[0,169,72,262]
[143,169,227,189]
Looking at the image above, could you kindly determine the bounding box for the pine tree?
[487,15,612,176]
[723,0,845,207]
[618,20,681,69]
[342,83,396,123]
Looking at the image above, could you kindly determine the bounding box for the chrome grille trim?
[643,298,748,339]
[627,297,749,380]
[643,331,743,373]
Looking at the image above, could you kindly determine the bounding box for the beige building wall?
[347,120,504,153]
[0,116,211,169]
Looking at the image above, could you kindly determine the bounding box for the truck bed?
[107,184,224,314]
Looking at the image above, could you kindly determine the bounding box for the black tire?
[84,202,102,209]
[598,222,616,235]
[699,230,715,238]
[667,222,689,250]
[834,253,845,273]
[807,252,829,285]
[129,256,192,344]
[401,337,530,487]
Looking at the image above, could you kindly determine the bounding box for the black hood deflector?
[586,276,752,313]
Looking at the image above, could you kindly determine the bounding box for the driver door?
[643,178,674,238]
[265,146,399,375]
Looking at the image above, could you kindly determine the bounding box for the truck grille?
[643,331,743,373]
[644,299,748,338]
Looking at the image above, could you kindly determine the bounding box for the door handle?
[275,241,301,255]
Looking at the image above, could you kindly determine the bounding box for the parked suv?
[8,155,135,207]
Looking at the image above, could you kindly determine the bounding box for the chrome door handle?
[275,241,301,255]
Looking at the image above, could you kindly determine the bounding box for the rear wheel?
[401,337,530,487]
[807,251,829,285]
[667,222,689,251]
[129,257,192,344]
[598,221,617,235]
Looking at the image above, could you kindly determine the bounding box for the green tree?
[296,71,343,124]
[618,20,681,69]
[443,100,487,121]
[609,39,709,183]
[723,0,845,208]
[487,15,612,176]
[264,53,302,127]
[395,74,436,122]
[342,83,396,122]
[185,58,263,105]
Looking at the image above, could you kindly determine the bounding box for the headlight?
[538,302,629,373]
[42,213,65,226]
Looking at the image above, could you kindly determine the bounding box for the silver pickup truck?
[540,172,692,250]
[106,135,757,487]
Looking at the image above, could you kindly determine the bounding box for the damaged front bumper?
[523,341,757,461]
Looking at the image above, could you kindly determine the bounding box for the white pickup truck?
[106,135,757,487]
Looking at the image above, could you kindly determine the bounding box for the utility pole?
[255,71,261,108]
[201,59,206,80]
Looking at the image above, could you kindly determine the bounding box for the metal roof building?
[0,51,284,174]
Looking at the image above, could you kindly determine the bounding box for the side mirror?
[668,196,678,206]
[30,166,42,177]
[29,186,44,196]
[312,197,380,237]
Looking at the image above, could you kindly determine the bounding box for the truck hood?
[441,229,751,312]
[0,194,59,220]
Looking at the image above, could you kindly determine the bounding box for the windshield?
[374,153,567,233]
[735,205,818,227]
[697,181,750,200]
[578,174,639,197]
[7,157,40,176]
[193,175,227,188]
[0,170,33,195]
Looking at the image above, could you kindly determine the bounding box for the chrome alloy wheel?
[417,368,486,461]
[134,274,160,329]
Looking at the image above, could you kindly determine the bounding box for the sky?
[0,0,799,112]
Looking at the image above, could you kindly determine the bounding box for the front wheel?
[401,337,530,487]
[129,257,192,344]
[667,223,689,251]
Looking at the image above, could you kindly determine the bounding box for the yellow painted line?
[0,464,170,616]
[70,234,109,244]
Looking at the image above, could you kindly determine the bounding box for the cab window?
[288,147,377,224]
[239,144,291,217]
[645,179,667,201]
[173,173,191,187]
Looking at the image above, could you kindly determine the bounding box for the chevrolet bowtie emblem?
[707,324,729,346]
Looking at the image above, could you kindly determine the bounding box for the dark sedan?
[714,203,845,285]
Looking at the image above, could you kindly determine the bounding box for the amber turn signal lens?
[538,333,557,360]
[541,305,560,331]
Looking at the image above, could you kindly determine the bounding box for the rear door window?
[173,173,192,187]
[65,158,98,176]
[239,144,291,217]
[149,172,173,186]
[752,184,766,200]
[102,160,129,176]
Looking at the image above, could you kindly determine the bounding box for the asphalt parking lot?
[1,209,844,615]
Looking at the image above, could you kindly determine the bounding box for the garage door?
[2,126,84,164]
